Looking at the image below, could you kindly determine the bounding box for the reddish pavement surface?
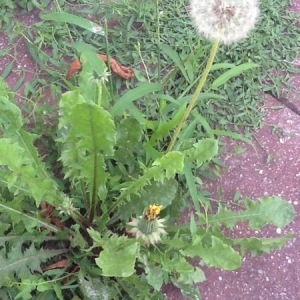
[166,1,300,299]
[0,1,299,300]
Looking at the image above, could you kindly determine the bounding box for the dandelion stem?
[166,39,220,152]
[155,0,161,81]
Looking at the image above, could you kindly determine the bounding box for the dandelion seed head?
[189,0,260,44]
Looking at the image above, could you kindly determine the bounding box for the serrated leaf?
[145,265,164,291]
[172,281,202,300]
[96,239,139,277]
[149,104,186,145]
[59,96,116,199]
[0,139,59,206]
[114,117,143,168]
[0,93,60,206]
[245,197,294,229]
[178,266,206,285]
[0,202,59,232]
[210,197,295,230]
[120,178,178,219]
[235,235,292,256]
[184,138,218,166]
[0,243,67,286]
[108,151,184,214]
[181,236,241,270]
[69,103,116,155]
[79,275,119,300]
[152,151,184,179]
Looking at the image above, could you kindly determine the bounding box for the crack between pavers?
[267,92,300,116]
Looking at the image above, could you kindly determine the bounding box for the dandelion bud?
[189,0,260,45]
[127,204,167,246]
[58,196,78,216]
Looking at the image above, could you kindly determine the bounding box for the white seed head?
[189,0,260,44]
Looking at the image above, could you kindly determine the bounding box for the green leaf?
[0,139,58,206]
[183,163,204,212]
[0,243,67,286]
[212,63,259,88]
[0,93,60,206]
[59,92,116,199]
[209,197,295,230]
[174,282,202,300]
[1,63,13,79]
[235,235,292,256]
[245,197,295,229]
[181,236,241,270]
[0,202,59,232]
[79,275,119,300]
[42,12,104,35]
[210,129,252,145]
[211,62,236,71]
[152,151,184,179]
[114,117,143,168]
[96,238,139,277]
[190,214,197,235]
[120,178,178,219]
[150,104,186,145]
[160,43,192,83]
[105,152,183,218]
[178,266,206,285]
[184,138,218,166]
[68,103,116,155]
[110,83,162,116]
[144,259,164,291]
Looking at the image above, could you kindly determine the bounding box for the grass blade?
[110,83,162,116]
[42,12,104,35]
[212,63,259,88]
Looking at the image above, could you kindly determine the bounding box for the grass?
[1,0,299,134]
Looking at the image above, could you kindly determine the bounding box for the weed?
[0,0,298,299]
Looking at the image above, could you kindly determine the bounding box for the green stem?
[166,39,220,152]
[155,0,161,81]
[88,151,98,223]
[104,18,114,102]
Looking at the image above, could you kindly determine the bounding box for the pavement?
[165,0,300,299]
[0,1,299,300]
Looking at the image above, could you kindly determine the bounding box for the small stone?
[276,228,282,234]
[218,276,222,281]
[293,201,298,205]
[259,170,263,174]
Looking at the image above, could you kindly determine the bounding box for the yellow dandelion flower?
[144,204,163,220]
